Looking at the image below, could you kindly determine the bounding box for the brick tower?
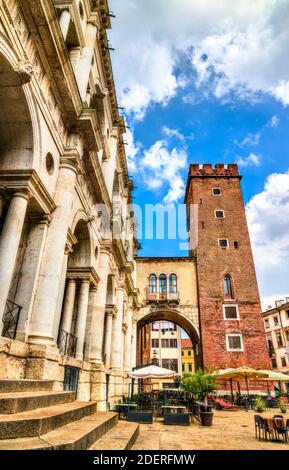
[185,163,270,371]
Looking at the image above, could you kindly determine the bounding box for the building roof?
[181,338,193,349]
[262,301,289,317]
[136,256,196,262]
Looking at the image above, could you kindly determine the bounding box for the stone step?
[0,380,54,393]
[0,391,75,414]
[90,421,140,451]
[0,412,118,450]
[0,401,97,439]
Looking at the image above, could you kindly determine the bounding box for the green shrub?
[254,396,266,412]
[181,369,216,402]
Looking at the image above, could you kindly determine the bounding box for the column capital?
[60,149,81,174]
[12,189,31,202]
[28,213,52,226]
[105,304,118,318]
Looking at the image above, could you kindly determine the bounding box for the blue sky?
[109,0,289,309]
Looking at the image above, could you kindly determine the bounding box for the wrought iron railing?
[57,329,77,358]
[2,300,22,339]
[146,288,179,302]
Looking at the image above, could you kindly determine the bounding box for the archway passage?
[0,53,33,170]
[136,309,202,387]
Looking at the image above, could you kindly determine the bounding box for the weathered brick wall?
[185,164,271,372]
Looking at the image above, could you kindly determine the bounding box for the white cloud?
[110,0,289,117]
[269,115,279,128]
[140,140,187,203]
[271,80,289,106]
[162,126,185,142]
[246,170,289,309]
[235,133,261,148]
[124,128,141,173]
[237,153,261,167]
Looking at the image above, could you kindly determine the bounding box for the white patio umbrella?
[129,364,178,379]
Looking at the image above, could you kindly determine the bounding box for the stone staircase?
[0,380,139,450]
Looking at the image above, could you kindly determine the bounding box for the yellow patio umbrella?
[257,370,289,382]
[254,370,289,395]
[215,366,269,396]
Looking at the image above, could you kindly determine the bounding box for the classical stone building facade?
[0,0,138,409]
[262,299,289,392]
[0,0,272,410]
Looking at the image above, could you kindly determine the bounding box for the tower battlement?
[189,163,240,177]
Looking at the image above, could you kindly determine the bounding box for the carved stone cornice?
[0,169,56,215]
[66,266,100,287]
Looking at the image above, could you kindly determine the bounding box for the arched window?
[159,274,167,293]
[149,274,157,293]
[224,275,233,298]
[169,274,177,293]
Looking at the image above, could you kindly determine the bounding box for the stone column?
[111,286,125,370]
[52,244,71,340]
[75,280,90,361]
[131,318,137,370]
[0,194,5,220]
[69,47,81,72]
[104,311,114,369]
[14,214,50,342]
[0,191,29,322]
[124,309,133,373]
[89,247,110,364]
[28,155,78,346]
[59,279,77,334]
[75,21,97,101]
[59,9,71,41]
[101,136,117,199]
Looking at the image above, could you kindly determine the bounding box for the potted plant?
[279,398,287,414]
[181,369,216,426]
[254,396,266,413]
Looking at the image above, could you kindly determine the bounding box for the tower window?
[223,304,239,320]
[218,239,229,248]
[215,210,225,218]
[234,241,239,249]
[224,275,233,298]
[212,188,221,196]
[226,334,243,352]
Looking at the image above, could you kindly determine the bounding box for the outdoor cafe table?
[263,417,285,440]
[161,405,187,414]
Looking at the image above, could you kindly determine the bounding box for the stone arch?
[137,307,202,372]
[138,308,200,345]
[0,38,40,171]
[68,219,92,268]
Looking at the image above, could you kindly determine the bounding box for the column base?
[27,335,57,347]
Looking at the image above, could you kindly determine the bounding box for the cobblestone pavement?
[132,410,289,450]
